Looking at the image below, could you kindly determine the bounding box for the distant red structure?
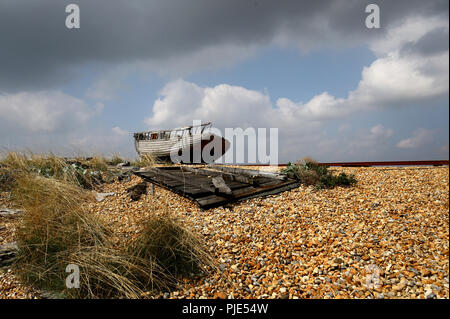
[246,160,449,167]
[316,160,449,167]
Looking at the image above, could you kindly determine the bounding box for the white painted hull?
[135,133,229,162]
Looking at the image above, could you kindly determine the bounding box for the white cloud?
[397,128,434,149]
[0,91,93,132]
[275,93,348,122]
[146,79,273,129]
[0,91,137,157]
[112,126,129,136]
[352,51,449,107]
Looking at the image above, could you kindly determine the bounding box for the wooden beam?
[212,176,232,195]
[207,164,286,180]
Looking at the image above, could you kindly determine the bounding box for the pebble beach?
[1,166,449,299]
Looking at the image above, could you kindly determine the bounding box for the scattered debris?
[95,192,115,202]
[127,181,148,201]
[116,162,131,168]
[117,170,133,182]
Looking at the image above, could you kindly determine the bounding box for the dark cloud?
[401,26,449,57]
[0,0,448,92]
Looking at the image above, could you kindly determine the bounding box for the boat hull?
[135,133,229,163]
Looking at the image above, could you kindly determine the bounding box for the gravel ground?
[1,166,448,299]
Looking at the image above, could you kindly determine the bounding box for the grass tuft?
[133,154,159,167]
[281,156,357,189]
[130,214,214,279]
[4,155,213,298]
[0,152,104,189]
[85,156,109,172]
[108,154,127,166]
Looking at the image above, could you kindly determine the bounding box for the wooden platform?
[134,165,299,209]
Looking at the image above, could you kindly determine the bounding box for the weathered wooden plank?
[196,194,229,207]
[224,180,299,200]
[211,176,232,195]
[236,182,300,202]
[222,180,249,190]
[207,165,286,180]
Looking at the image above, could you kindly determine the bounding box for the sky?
[0,0,448,163]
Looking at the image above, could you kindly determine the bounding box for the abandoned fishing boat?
[133,122,230,163]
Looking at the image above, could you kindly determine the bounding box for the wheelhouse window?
[160,131,169,140]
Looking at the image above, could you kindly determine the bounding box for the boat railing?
[134,122,212,141]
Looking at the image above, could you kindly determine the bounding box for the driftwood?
[211,176,232,195]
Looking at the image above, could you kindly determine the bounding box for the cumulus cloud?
[146,80,273,129]
[397,128,434,149]
[0,91,93,133]
[0,91,132,156]
[0,91,137,157]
